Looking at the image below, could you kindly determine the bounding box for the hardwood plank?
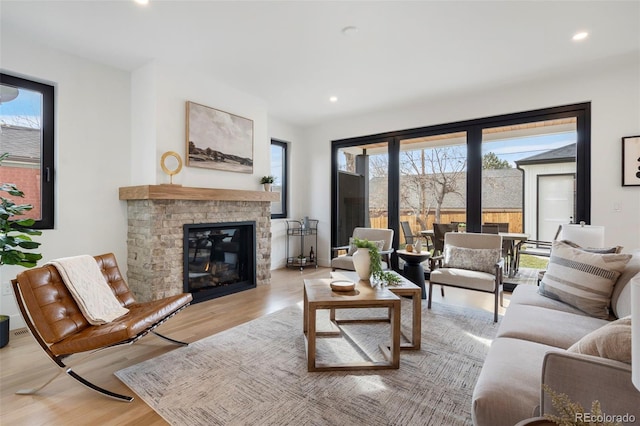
[0,267,325,426]
[0,266,508,425]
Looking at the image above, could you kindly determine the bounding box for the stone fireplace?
[119,185,279,303]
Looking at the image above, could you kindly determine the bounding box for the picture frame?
[622,135,640,186]
[186,101,254,174]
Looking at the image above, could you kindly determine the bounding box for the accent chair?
[331,227,394,272]
[428,232,503,322]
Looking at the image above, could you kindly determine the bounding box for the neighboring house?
[516,143,577,242]
[370,168,523,213]
[0,124,42,220]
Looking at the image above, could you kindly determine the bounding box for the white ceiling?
[1,1,639,127]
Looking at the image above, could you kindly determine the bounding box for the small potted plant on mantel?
[260,176,275,191]
[0,153,43,348]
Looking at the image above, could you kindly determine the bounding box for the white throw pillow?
[567,316,631,363]
[443,246,501,274]
[538,240,631,319]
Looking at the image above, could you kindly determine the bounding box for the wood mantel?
[119,185,280,202]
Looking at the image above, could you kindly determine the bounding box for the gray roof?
[0,124,41,162]
[369,168,523,210]
[516,143,576,166]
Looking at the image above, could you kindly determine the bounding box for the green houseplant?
[351,237,385,281]
[0,153,43,348]
[260,175,275,191]
[0,154,42,267]
[352,237,401,286]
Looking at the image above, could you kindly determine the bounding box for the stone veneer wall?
[125,199,272,302]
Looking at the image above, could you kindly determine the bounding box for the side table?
[396,249,430,299]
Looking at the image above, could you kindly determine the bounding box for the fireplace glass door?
[183,221,256,303]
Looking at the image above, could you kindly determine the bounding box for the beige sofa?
[472,250,640,426]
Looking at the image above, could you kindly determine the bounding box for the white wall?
[131,61,271,188]
[0,34,131,328]
[301,53,640,266]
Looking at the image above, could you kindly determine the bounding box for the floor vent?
[12,328,29,337]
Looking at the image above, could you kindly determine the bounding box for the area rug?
[503,267,541,292]
[116,300,500,426]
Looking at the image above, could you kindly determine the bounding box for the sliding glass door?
[331,102,590,261]
[480,118,578,237]
[399,132,467,245]
[334,140,390,247]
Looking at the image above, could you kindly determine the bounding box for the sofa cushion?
[538,241,632,319]
[472,337,563,426]
[443,246,501,274]
[496,304,609,349]
[509,285,590,316]
[567,316,632,363]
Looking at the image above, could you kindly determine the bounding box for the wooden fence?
[370,210,523,244]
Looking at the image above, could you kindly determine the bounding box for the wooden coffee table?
[332,270,422,350]
[303,278,401,372]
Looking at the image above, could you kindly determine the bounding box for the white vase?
[352,248,372,281]
[263,183,272,191]
[415,238,422,253]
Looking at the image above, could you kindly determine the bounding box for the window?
[0,73,55,229]
[270,139,288,219]
[331,103,590,252]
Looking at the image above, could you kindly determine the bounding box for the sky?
[0,85,42,128]
[483,132,576,166]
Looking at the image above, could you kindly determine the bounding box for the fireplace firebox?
[183,221,256,303]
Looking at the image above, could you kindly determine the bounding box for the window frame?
[0,72,55,229]
[331,102,590,250]
[270,139,288,219]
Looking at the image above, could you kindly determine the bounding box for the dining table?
[498,232,529,278]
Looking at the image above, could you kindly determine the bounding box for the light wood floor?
[0,267,509,426]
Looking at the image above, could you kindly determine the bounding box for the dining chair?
[400,221,418,245]
[433,223,457,256]
[482,223,511,274]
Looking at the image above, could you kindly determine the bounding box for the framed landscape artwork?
[622,135,640,186]
[186,101,254,173]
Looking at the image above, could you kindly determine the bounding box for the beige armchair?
[428,232,503,322]
[331,227,394,271]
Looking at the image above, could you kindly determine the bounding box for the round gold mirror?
[160,151,183,184]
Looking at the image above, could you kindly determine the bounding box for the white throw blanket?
[48,255,129,325]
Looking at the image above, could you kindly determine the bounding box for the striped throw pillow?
[538,240,632,319]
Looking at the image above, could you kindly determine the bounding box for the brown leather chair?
[11,253,192,402]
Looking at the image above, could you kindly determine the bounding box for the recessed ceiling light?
[329,96,338,103]
[572,31,588,41]
[134,0,149,5]
[341,26,358,36]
